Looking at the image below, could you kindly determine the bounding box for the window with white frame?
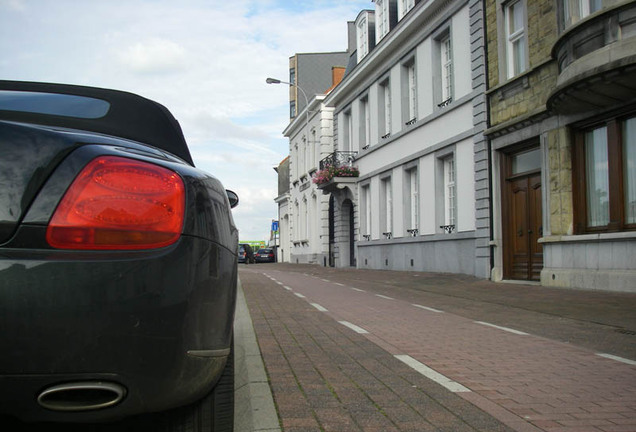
[303,197,309,240]
[311,129,317,169]
[300,138,306,176]
[361,184,372,238]
[376,0,390,42]
[560,0,602,30]
[441,35,453,104]
[444,156,457,227]
[406,167,419,234]
[380,78,391,139]
[311,194,317,241]
[381,177,393,237]
[360,95,371,149]
[293,143,299,179]
[290,101,296,118]
[402,57,417,125]
[357,15,369,61]
[504,0,527,79]
[343,110,352,151]
[398,0,416,20]
[294,201,299,241]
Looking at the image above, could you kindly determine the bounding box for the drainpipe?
[482,1,495,278]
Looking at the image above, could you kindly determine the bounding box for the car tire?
[150,340,234,432]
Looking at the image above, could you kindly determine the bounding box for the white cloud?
[119,38,187,74]
[0,0,370,240]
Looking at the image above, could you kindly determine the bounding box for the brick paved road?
[240,264,636,432]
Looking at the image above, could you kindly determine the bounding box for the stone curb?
[234,278,281,432]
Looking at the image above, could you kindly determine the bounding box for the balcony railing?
[319,151,357,171]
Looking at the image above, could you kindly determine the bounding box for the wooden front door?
[503,147,543,281]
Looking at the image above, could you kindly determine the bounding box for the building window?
[381,177,393,237]
[303,197,309,240]
[290,101,296,119]
[379,78,391,139]
[434,28,453,108]
[444,156,456,227]
[398,0,416,20]
[504,0,527,79]
[441,36,453,104]
[574,115,636,232]
[293,143,299,179]
[362,184,372,238]
[402,57,417,125]
[376,0,390,42]
[357,15,369,61]
[406,167,419,233]
[294,201,299,241]
[561,0,602,30]
[308,130,316,171]
[300,137,306,175]
[343,109,353,151]
[290,68,296,85]
[360,96,371,149]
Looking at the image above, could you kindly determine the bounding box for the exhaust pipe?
[37,381,126,412]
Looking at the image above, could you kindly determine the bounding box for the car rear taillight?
[46,156,185,250]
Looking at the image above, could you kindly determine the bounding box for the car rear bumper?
[0,235,237,422]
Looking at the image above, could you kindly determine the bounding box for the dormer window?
[376,0,390,42]
[398,0,415,20]
[358,16,369,59]
[356,10,375,63]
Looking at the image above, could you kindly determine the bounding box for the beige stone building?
[485,0,636,292]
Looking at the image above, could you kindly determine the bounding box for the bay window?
[574,115,636,232]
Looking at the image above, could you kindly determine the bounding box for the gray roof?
[295,52,349,112]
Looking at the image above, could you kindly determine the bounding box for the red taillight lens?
[46,156,185,250]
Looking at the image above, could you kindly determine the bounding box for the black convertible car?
[0,81,239,431]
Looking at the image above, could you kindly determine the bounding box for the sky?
[0,0,371,241]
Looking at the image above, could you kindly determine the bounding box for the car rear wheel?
[153,341,234,432]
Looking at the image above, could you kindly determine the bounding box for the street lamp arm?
[265,77,310,114]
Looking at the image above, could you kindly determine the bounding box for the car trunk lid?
[0,121,79,243]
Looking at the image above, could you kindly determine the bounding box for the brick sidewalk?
[240,269,517,432]
[240,264,636,432]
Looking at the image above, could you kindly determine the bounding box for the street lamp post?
[267,77,313,266]
[266,77,311,148]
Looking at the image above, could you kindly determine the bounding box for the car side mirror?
[226,190,239,208]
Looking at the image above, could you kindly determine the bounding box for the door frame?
[501,143,543,281]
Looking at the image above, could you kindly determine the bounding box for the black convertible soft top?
[0,80,194,165]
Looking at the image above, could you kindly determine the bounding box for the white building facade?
[322,0,491,277]
[285,95,338,265]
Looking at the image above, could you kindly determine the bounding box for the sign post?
[271,220,279,262]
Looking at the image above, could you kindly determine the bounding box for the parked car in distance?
[255,248,276,263]
[0,80,239,431]
[238,243,255,264]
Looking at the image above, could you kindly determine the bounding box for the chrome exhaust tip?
[37,381,126,412]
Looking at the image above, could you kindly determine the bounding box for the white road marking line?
[375,294,394,300]
[475,321,529,336]
[321,279,330,282]
[351,287,366,292]
[412,304,444,313]
[339,321,369,334]
[311,303,328,312]
[395,355,471,393]
[294,293,306,298]
[283,286,292,291]
[334,282,345,286]
[276,281,283,285]
[597,353,636,366]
